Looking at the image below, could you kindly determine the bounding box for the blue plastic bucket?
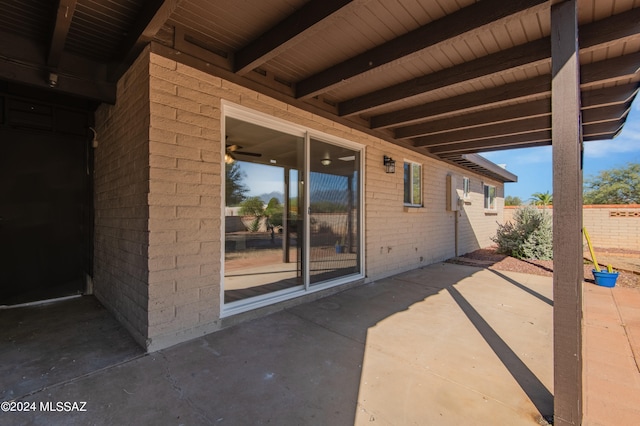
[592,270,619,288]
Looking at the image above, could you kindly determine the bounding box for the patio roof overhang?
[455,154,519,183]
[1,0,638,182]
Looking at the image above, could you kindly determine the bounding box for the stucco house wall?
[93,47,506,351]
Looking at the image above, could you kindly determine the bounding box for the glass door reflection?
[224,117,304,303]
[308,139,360,285]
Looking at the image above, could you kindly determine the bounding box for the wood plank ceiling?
[1,0,639,177]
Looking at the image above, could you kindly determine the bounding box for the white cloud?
[584,136,640,159]
[584,115,640,159]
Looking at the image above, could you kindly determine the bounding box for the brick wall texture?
[456,180,504,257]
[93,50,151,347]
[504,205,640,251]
[94,47,505,350]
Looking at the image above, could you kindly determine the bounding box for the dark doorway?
[0,95,92,305]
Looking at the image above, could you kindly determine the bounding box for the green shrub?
[247,217,261,232]
[239,196,265,217]
[491,205,553,260]
[264,197,284,227]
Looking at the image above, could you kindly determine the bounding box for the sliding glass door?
[223,107,362,312]
[308,139,360,285]
[223,117,305,304]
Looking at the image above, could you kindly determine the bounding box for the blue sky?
[481,97,640,201]
[239,163,285,196]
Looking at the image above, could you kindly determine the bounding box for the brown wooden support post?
[551,1,583,424]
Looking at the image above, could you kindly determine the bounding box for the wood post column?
[551,1,584,425]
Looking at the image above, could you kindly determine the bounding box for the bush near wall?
[503,205,640,251]
[493,206,553,260]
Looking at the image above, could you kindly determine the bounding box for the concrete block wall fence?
[93,46,506,351]
[503,205,640,251]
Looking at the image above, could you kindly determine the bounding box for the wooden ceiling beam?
[396,99,551,139]
[397,85,635,140]
[340,7,640,116]
[341,38,549,117]
[582,83,639,108]
[47,0,77,69]
[418,104,631,156]
[584,132,619,142]
[109,0,183,81]
[295,0,547,99]
[582,102,631,124]
[432,132,624,155]
[580,52,640,88]
[414,116,552,148]
[234,0,354,75]
[412,100,629,148]
[443,141,552,156]
[427,131,552,154]
[583,119,625,138]
[371,55,640,130]
[0,30,115,103]
[424,113,629,156]
[372,76,552,129]
[578,6,640,49]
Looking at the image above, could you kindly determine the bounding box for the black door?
[0,128,87,304]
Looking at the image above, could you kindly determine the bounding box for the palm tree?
[530,191,553,206]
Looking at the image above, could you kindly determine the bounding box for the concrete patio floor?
[583,283,640,426]
[0,262,637,425]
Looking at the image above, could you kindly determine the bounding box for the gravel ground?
[450,247,640,289]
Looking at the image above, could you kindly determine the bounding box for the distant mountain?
[258,191,284,204]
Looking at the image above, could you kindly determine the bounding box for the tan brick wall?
[456,176,504,256]
[148,51,504,287]
[504,205,640,251]
[93,49,151,348]
[364,150,503,279]
[95,48,506,350]
[145,53,223,350]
